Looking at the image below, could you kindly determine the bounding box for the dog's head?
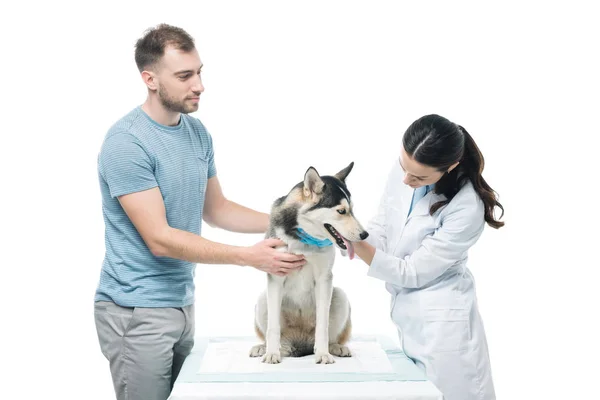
[293,162,368,258]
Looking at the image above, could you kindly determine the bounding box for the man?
[94,24,305,400]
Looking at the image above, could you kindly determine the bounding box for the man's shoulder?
[105,106,145,137]
[101,106,166,153]
[98,107,152,160]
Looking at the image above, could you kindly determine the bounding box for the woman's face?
[399,147,452,188]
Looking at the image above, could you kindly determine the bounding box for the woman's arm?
[358,197,485,288]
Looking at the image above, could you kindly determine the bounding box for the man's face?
[154,46,204,114]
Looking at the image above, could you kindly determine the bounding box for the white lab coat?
[365,161,496,400]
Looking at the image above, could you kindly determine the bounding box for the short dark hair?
[134,23,196,72]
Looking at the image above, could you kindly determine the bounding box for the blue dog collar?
[296,228,333,247]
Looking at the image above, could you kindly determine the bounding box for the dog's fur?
[249,162,368,364]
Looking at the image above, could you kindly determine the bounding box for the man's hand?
[241,238,306,276]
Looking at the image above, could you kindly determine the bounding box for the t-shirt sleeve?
[98,133,158,198]
[206,131,217,179]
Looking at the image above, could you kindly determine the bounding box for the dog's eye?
[337,209,346,215]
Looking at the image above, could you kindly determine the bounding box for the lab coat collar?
[403,184,447,221]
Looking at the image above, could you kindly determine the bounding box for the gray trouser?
[94,301,195,400]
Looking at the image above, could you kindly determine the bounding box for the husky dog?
[249,162,368,364]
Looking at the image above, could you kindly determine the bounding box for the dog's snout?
[359,231,369,240]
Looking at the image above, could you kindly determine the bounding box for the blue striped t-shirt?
[95,106,216,307]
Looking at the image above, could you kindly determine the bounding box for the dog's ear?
[304,167,324,196]
[334,162,354,182]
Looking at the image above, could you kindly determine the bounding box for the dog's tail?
[281,332,315,357]
[288,341,314,357]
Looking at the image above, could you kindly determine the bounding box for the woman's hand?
[352,240,376,265]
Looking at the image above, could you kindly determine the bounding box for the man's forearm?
[206,200,270,233]
[151,226,248,265]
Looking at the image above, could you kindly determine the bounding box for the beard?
[157,82,198,114]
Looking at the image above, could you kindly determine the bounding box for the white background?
[1,1,598,399]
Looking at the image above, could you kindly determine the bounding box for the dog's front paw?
[249,344,266,357]
[315,352,335,364]
[329,343,352,357]
[262,351,281,364]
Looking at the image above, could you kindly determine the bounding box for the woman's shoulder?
[445,179,484,215]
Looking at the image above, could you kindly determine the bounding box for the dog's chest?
[283,248,334,300]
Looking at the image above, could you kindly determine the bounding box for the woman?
[353,114,503,400]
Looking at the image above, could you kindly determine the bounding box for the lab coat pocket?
[423,307,471,353]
